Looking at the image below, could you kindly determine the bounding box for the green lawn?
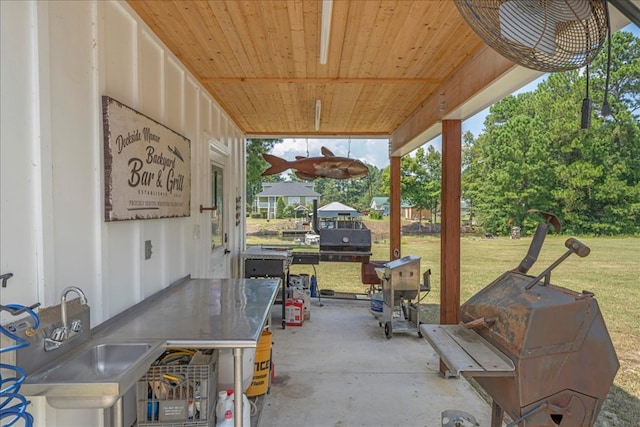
[248,228,639,424]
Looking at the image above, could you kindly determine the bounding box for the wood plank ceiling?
[127,0,484,138]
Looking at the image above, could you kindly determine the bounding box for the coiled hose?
[1,304,40,427]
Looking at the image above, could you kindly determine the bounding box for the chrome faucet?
[44,286,88,351]
[60,286,88,336]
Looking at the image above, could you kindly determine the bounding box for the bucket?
[298,273,310,288]
[246,330,272,397]
[370,291,383,319]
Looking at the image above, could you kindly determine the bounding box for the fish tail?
[261,153,291,175]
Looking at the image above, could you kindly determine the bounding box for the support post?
[389,156,402,260]
[440,120,461,375]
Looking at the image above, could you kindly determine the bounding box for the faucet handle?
[70,319,82,333]
[51,327,66,342]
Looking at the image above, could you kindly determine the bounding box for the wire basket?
[137,350,218,427]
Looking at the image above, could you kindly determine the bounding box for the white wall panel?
[166,56,185,133]
[0,0,41,317]
[103,0,141,318]
[47,1,101,321]
[103,1,137,106]
[106,223,140,316]
[139,29,163,121]
[1,1,246,423]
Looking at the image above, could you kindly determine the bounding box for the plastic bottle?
[216,390,250,427]
[310,275,317,297]
[216,409,234,427]
[216,390,234,422]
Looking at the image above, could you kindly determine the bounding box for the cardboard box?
[292,288,311,320]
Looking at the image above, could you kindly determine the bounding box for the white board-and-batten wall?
[0,1,245,425]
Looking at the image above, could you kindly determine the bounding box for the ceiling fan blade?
[499,1,557,55]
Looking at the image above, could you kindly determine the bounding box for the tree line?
[247,31,639,235]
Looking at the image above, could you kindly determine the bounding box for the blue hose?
[1,304,40,427]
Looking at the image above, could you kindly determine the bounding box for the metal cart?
[375,255,422,339]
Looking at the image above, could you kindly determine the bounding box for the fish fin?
[295,171,317,181]
[295,156,306,160]
[261,153,291,176]
[321,146,335,157]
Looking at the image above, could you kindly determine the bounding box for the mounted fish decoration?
[261,146,369,180]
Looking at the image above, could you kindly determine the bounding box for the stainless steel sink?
[22,341,165,409]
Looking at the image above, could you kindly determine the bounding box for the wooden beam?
[202,77,441,84]
[244,131,390,138]
[389,156,401,261]
[390,46,516,154]
[440,119,461,375]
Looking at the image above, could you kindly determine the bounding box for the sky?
[271,23,639,170]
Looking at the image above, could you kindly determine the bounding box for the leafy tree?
[246,138,281,207]
[380,147,441,223]
[282,204,295,218]
[402,146,441,223]
[312,163,380,211]
[275,197,286,219]
[462,31,640,236]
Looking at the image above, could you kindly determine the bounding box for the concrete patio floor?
[254,297,493,427]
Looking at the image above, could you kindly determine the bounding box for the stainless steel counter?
[93,277,280,427]
[94,277,280,348]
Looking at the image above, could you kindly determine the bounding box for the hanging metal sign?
[102,96,191,221]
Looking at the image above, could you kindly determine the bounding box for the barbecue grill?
[312,200,372,263]
[420,220,619,427]
[242,246,292,329]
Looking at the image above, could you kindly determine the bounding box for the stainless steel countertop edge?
[92,276,280,347]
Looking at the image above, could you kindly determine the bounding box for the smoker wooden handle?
[465,317,496,329]
[565,238,590,257]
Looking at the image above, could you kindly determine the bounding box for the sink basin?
[22,341,165,409]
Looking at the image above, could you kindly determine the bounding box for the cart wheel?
[378,321,382,327]
[384,322,392,339]
[417,330,423,338]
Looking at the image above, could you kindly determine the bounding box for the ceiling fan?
[454,0,609,72]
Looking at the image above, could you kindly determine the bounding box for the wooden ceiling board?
[363,1,440,79]
[197,2,255,78]
[127,0,501,141]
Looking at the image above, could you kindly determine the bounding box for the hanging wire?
[601,0,612,118]
[306,138,309,157]
[581,63,592,129]
[347,137,351,157]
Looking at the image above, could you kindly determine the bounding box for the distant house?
[370,196,426,220]
[370,196,472,222]
[254,182,320,219]
[370,197,390,215]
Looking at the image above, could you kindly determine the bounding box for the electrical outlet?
[145,240,152,260]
